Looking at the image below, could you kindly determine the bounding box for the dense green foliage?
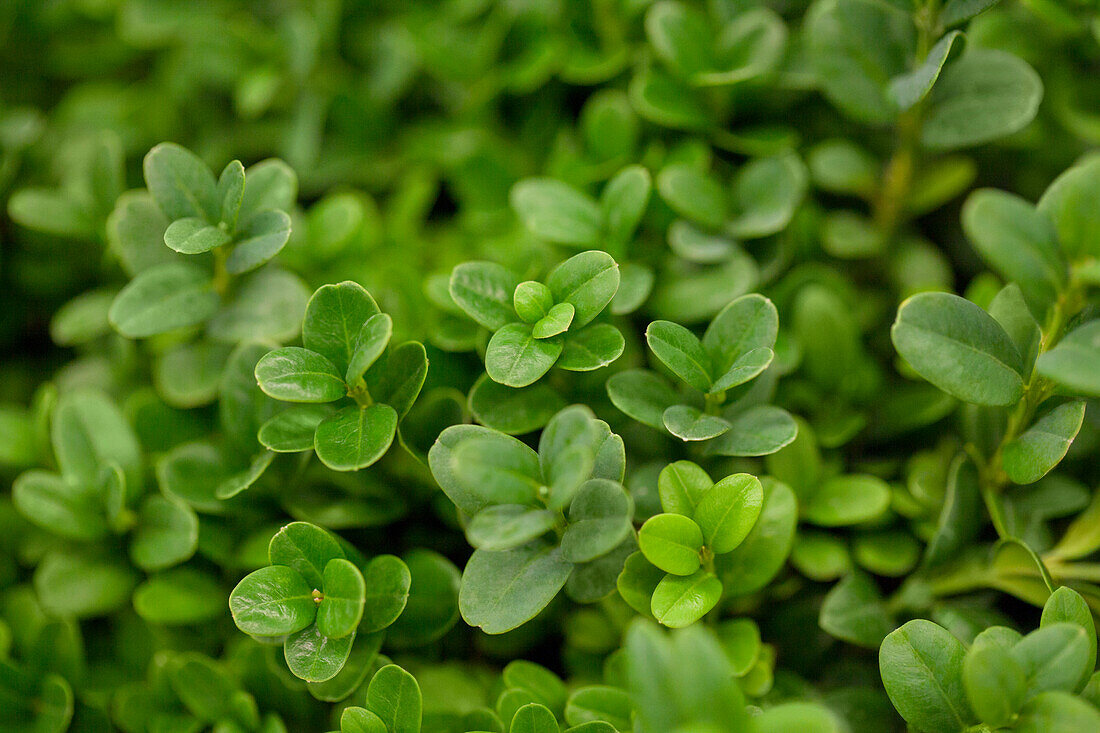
[2,0,1100,731]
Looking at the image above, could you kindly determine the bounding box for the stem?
[213,247,230,296]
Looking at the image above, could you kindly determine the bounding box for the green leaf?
[645,1,713,78]
[269,521,345,589]
[531,303,574,339]
[510,179,603,248]
[1037,157,1100,259]
[606,369,679,429]
[217,159,245,229]
[650,570,722,628]
[921,49,1043,150]
[130,494,199,571]
[963,641,1026,727]
[154,340,232,408]
[961,188,1065,312]
[314,404,398,471]
[109,262,219,338]
[941,0,1002,26]
[892,292,1025,406]
[693,473,763,554]
[317,559,366,638]
[638,513,704,575]
[1041,587,1097,691]
[513,281,554,324]
[561,479,633,563]
[602,165,651,248]
[225,209,292,275]
[229,565,317,636]
[468,375,565,435]
[925,456,983,566]
[879,620,974,733]
[662,405,730,441]
[656,164,726,229]
[706,405,798,457]
[748,703,841,733]
[133,568,224,625]
[363,340,428,418]
[360,555,411,633]
[255,347,347,403]
[8,188,93,238]
[545,250,620,328]
[13,470,108,541]
[468,505,558,551]
[258,405,331,452]
[726,155,808,239]
[341,707,388,733]
[539,405,598,509]
[1014,691,1100,732]
[617,552,665,617]
[52,388,142,491]
[163,217,231,254]
[302,281,381,376]
[1003,401,1086,484]
[888,31,964,111]
[143,143,219,221]
[988,283,1042,371]
[802,474,890,526]
[346,313,393,384]
[34,550,137,618]
[207,266,309,343]
[108,190,175,276]
[485,323,562,388]
[819,572,894,648]
[646,320,712,392]
[703,294,778,386]
[1036,321,1100,397]
[239,158,297,222]
[629,66,711,131]
[565,685,633,731]
[284,625,355,683]
[509,703,558,733]
[658,460,713,516]
[459,541,573,634]
[366,664,422,733]
[558,323,624,371]
[1011,623,1092,695]
[449,262,519,330]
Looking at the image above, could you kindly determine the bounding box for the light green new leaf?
[229,565,317,637]
[1012,623,1092,696]
[217,159,245,229]
[109,262,219,338]
[531,303,574,339]
[638,513,704,575]
[255,347,346,403]
[693,473,763,554]
[513,281,554,324]
[1040,587,1096,692]
[511,178,603,248]
[314,404,398,471]
[1003,401,1086,484]
[486,323,562,388]
[658,460,712,516]
[459,541,573,634]
[163,217,231,254]
[449,261,519,330]
[892,292,1025,406]
[650,570,722,628]
[341,707,387,733]
[545,250,620,328]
